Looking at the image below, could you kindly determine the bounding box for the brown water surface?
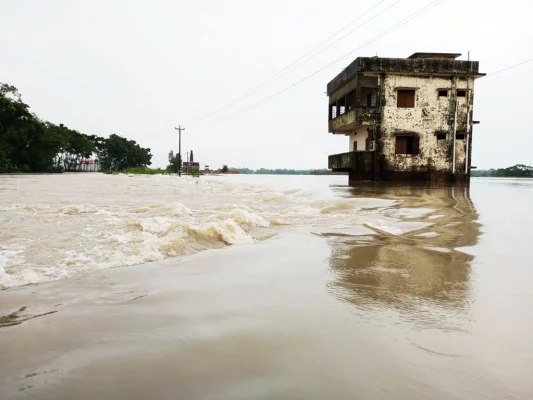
[1,175,532,399]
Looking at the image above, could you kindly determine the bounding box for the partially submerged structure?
[327,52,484,183]
[183,149,200,174]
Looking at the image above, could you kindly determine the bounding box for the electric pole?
[175,125,185,176]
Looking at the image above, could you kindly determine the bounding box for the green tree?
[0,83,32,136]
[490,165,533,178]
[97,134,152,171]
[0,83,98,172]
[24,120,67,172]
[167,150,182,173]
[55,125,97,171]
[0,83,34,172]
[221,165,229,173]
[1,82,152,173]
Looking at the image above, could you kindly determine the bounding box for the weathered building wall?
[327,53,482,183]
[327,56,481,96]
[455,138,466,174]
[455,82,473,133]
[349,126,369,151]
[379,74,474,175]
[330,109,357,132]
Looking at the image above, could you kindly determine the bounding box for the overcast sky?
[1,0,532,169]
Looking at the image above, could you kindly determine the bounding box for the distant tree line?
[229,168,346,175]
[471,165,533,178]
[470,169,492,177]
[0,82,152,173]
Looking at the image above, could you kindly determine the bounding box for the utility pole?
[175,125,185,176]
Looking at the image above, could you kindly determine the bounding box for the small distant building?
[182,162,200,174]
[78,158,100,172]
[59,157,99,172]
[200,165,214,174]
[327,52,484,183]
[182,149,200,174]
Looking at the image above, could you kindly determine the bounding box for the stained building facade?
[327,52,484,183]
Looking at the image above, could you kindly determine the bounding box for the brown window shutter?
[397,90,415,108]
[397,91,405,107]
[406,91,415,108]
[395,137,408,154]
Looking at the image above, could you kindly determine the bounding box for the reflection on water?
[2,178,533,400]
[326,184,480,329]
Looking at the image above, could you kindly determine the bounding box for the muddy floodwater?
[1,174,532,399]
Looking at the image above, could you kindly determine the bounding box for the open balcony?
[328,107,378,133]
[328,151,374,172]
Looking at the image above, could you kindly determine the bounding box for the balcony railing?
[328,151,374,172]
[329,107,378,133]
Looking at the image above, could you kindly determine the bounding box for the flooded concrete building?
[327,52,484,183]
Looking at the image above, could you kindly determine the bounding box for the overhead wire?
[485,58,533,77]
[201,0,448,127]
[186,0,400,125]
[231,0,403,100]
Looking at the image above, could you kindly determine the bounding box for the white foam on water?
[320,200,360,214]
[384,208,435,219]
[427,214,446,220]
[425,247,452,253]
[0,174,418,288]
[0,204,23,212]
[365,221,433,236]
[415,232,440,238]
[0,246,35,288]
[60,204,101,215]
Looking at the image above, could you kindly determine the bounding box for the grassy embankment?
[118,167,200,176]
[117,167,169,175]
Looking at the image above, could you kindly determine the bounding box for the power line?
[203,0,446,127]
[208,50,533,128]
[486,58,533,77]
[228,0,403,106]
[201,0,448,127]
[186,0,399,125]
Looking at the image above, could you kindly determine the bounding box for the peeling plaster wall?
[455,139,466,173]
[349,126,369,151]
[380,74,474,173]
[327,57,481,95]
[330,109,356,132]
